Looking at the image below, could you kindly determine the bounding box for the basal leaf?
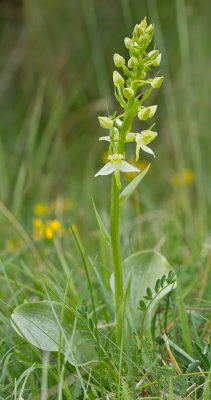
[111,250,175,339]
[11,301,98,366]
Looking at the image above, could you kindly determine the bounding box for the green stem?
[110,174,123,345]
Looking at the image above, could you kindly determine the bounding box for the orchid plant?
[11,18,176,383]
[95,17,164,344]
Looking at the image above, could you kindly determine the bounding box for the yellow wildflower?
[33,203,46,216]
[32,219,43,229]
[171,169,194,188]
[48,219,61,232]
[182,169,194,184]
[101,151,109,164]
[125,160,150,181]
[45,226,53,240]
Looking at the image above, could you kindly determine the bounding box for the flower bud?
[140,18,147,31]
[138,105,157,120]
[148,50,159,59]
[140,71,146,79]
[152,53,162,67]
[128,57,138,69]
[113,71,124,87]
[134,24,140,37]
[113,53,125,68]
[98,116,113,129]
[146,24,154,35]
[124,37,131,49]
[151,76,164,88]
[141,129,157,145]
[123,87,134,99]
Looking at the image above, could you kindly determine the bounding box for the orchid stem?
[110,174,123,345]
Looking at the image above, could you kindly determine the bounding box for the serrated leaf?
[11,301,98,366]
[110,250,175,339]
[92,198,111,245]
[119,164,150,205]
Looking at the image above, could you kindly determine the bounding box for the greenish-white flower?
[95,153,139,189]
[126,129,157,161]
[138,105,157,120]
[113,71,125,87]
[98,116,113,129]
[123,87,134,99]
[152,53,161,67]
[113,53,125,68]
[151,76,164,89]
[99,118,122,143]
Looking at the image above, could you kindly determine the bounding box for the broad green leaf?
[111,250,175,338]
[92,198,111,244]
[119,164,150,205]
[11,301,98,366]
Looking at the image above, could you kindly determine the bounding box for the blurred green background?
[0,0,210,270]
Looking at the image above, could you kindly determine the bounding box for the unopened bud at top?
[113,53,125,68]
[123,87,134,99]
[138,105,157,120]
[124,37,131,49]
[113,71,125,87]
[151,76,164,88]
[140,17,147,31]
[128,57,138,69]
[146,24,154,35]
[134,24,140,37]
[98,116,113,129]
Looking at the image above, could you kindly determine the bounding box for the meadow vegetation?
[0,1,210,399]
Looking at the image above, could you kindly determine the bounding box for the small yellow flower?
[48,219,61,232]
[32,219,43,229]
[33,203,46,216]
[182,169,194,184]
[45,226,53,240]
[101,151,108,164]
[171,169,194,188]
[125,160,150,181]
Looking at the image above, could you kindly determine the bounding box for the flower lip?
[108,153,124,163]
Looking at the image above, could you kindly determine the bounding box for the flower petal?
[120,161,140,173]
[99,136,111,142]
[95,162,114,177]
[140,143,155,157]
[136,142,141,162]
[126,132,136,142]
[116,118,122,127]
